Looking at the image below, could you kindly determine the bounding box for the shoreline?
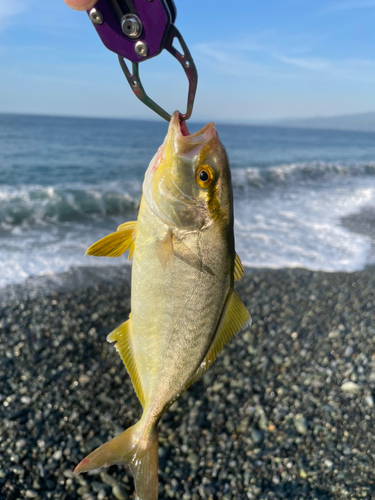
[1,262,375,306]
[1,266,375,499]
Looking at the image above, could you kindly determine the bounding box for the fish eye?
[199,170,209,182]
[196,165,214,188]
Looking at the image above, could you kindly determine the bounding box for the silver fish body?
[75,112,251,500]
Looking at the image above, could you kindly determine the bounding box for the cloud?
[0,0,32,37]
[192,31,317,80]
[275,54,375,82]
[276,56,330,71]
[0,0,29,22]
[193,43,292,79]
[194,32,375,85]
[323,0,375,12]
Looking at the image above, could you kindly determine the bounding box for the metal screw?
[121,14,143,39]
[89,8,103,25]
[134,41,149,58]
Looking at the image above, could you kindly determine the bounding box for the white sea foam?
[1,167,375,288]
[234,176,375,272]
[0,181,141,232]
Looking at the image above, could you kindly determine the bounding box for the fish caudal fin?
[74,421,159,500]
[130,427,159,500]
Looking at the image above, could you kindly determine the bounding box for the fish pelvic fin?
[107,317,145,407]
[155,229,174,271]
[75,420,159,500]
[85,220,137,259]
[234,252,244,281]
[185,290,251,389]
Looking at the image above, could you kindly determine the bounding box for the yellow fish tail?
[75,420,159,500]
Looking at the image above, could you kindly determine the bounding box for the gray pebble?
[52,450,62,460]
[365,395,374,407]
[344,346,354,357]
[112,484,129,500]
[25,491,38,499]
[341,381,361,394]
[294,414,307,434]
[11,465,25,475]
[100,472,117,487]
[79,374,90,385]
[77,485,90,496]
[251,428,263,444]
[2,266,375,500]
[15,438,27,450]
[186,453,199,466]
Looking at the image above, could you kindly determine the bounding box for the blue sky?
[1,0,375,121]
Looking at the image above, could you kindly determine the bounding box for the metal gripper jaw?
[87,0,198,122]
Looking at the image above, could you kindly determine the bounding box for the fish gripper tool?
[87,0,198,122]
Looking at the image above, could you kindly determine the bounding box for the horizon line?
[2,110,375,133]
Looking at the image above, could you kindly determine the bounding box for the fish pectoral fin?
[85,221,137,259]
[156,230,174,271]
[173,237,215,276]
[107,316,145,406]
[234,252,244,281]
[185,290,251,389]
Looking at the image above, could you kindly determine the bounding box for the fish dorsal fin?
[85,221,137,259]
[107,316,145,406]
[184,290,251,390]
[155,229,174,271]
[234,252,244,281]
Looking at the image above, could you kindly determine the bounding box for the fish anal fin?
[86,221,137,258]
[107,317,145,406]
[186,291,251,389]
[156,230,174,271]
[234,252,244,281]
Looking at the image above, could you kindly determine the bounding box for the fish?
[74,111,251,500]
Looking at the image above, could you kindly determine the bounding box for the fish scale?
[131,200,229,408]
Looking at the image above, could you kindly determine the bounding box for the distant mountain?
[274,112,375,132]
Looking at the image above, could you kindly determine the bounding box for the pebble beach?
[1,266,375,500]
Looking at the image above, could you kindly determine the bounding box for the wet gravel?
[1,266,375,500]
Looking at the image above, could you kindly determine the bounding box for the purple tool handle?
[88,0,170,63]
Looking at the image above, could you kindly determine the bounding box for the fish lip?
[171,111,216,139]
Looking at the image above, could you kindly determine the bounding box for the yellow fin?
[155,230,174,271]
[85,221,137,258]
[186,291,251,388]
[107,317,145,406]
[75,420,159,500]
[117,220,136,232]
[234,252,244,281]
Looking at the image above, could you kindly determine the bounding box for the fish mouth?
[170,111,216,141]
[143,111,220,229]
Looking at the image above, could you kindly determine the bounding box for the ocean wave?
[232,161,375,190]
[0,184,140,231]
[2,161,375,231]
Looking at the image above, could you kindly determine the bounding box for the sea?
[1,113,375,289]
